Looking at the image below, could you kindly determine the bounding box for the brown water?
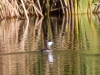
[0,14,100,75]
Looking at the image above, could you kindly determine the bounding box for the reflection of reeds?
[0,17,44,53]
[0,20,20,53]
[79,14,100,53]
[0,14,100,54]
[0,52,40,75]
[0,14,100,75]
[48,14,100,52]
[49,15,77,50]
[80,55,100,75]
[32,17,43,50]
[19,20,29,52]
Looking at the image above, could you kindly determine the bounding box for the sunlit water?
[0,14,100,75]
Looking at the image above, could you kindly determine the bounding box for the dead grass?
[0,0,43,19]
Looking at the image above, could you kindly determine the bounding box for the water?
[0,14,100,75]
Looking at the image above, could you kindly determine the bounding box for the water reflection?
[1,14,100,53]
[0,50,78,75]
[0,14,100,75]
[80,54,100,75]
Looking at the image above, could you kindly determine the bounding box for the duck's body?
[41,41,54,63]
[41,41,54,52]
[41,49,53,52]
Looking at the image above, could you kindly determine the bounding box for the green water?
[0,14,100,75]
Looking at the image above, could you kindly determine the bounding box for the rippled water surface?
[0,14,100,75]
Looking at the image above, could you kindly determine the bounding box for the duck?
[41,41,54,52]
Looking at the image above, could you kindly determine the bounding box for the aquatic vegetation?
[0,0,100,19]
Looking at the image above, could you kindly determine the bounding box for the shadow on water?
[0,14,100,75]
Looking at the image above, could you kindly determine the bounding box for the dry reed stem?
[60,0,65,14]
[37,0,42,12]
[20,0,29,20]
[6,0,19,17]
[32,1,44,17]
[0,0,80,18]
[0,0,44,19]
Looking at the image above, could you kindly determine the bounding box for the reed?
[0,0,44,19]
[0,0,99,19]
